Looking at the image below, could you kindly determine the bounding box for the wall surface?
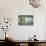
[0,0,46,40]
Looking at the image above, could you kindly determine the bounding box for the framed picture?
[18,15,34,25]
